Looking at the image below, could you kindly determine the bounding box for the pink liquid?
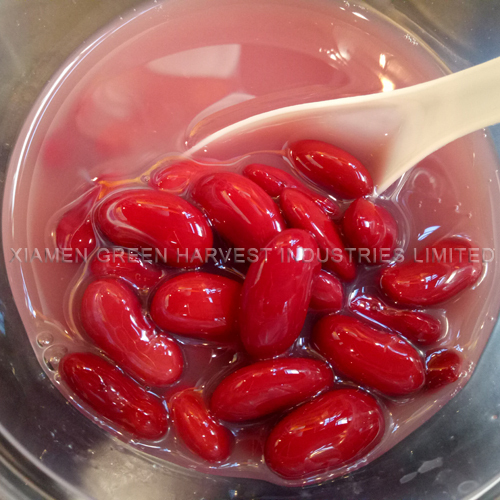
[3,0,500,487]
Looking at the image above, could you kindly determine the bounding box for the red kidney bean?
[342,198,398,264]
[190,172,285,253]
[149,159,215,194]
[280,188,356,281]
[240,229,320,358]
[309,270,344,313]
[150,272,242,341]
[242,163,340,216]
[313,315,425,395]
[89,249,163,289]
[288,139,373,199]
[425,349,462,390]
[243,163,301,197]
[381,237,482,306]
[60,352,168,440]
[210,358,333,422]
[170,388,233,462]
[81,277,183,386]
[56,185,100,261]
[265,388,384,479]
[306,191,341,217]
[350,294,441,345]
[96,188,213,268]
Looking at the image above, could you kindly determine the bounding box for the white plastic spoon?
[185,57,500,194]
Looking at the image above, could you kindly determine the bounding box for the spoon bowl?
[186,57,500,194]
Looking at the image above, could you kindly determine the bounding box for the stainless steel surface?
[1,1,500,499]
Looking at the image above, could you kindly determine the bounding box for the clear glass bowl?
[0,1,500,498]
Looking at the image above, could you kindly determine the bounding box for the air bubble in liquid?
[37,332,54,347]
[44,345,68,371]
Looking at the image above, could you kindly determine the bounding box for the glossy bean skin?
[342,198,398,264]
[288,140,373,199]
[170,389,233,462]
[265,389,384,479]
[240,229,320,358]
[56,185,100,261]
[242,163,340,216]
[96,188,213,268]
[309,270,344,313]
[149,159,215,194]
[312,315,425,396]
[280,188,356,281]
[381,237,482,306]
[81,278,183,386]
[90,249,164,289]
[191,172,285,253]
[350,294,441,345]
[210,358,333,422]
[60,352,168,440]
[305,190,341,217]
[243,163,298,197]
[425,349,462,390]
[150,272,242,341]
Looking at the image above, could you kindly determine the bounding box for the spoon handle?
[429,57,500,135]
[186,56,500,194]
[381,57,500,192]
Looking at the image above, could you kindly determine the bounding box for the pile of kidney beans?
[55,139,480,480]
